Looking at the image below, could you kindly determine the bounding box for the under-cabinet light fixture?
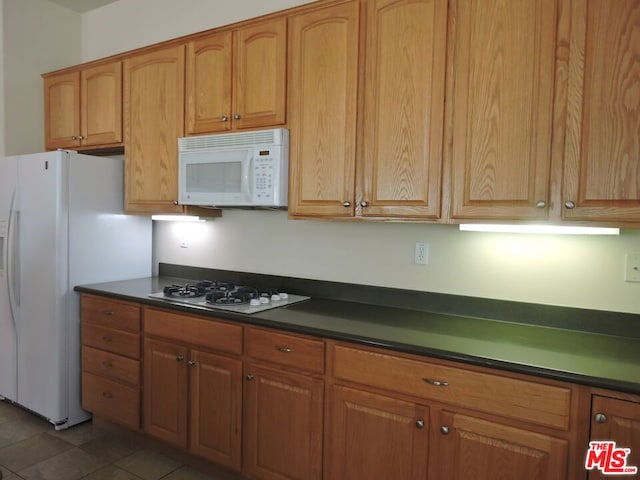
[151,215,204,222]
[459,224,620,235]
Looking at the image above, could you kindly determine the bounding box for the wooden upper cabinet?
[449,0,557,220]
[359,0,447,219]
[185,17,286,135]
[287,1,361,217]
[44,71,81,150]
[44,62,122,151]
[562,0,640,222]
[124,45,185,214]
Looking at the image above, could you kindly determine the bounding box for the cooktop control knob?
[280,293,289,300]
[260,297,270,304]
[271,294,281,301]
[250,298,261,307]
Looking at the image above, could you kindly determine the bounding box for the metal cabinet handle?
[440,426,450,435]
[343,201,351,207]
[188,360,197,367]
[102,336,112,343]
[245,374,255,381]
[276,346,293,353]
[101,310,114,316]
[233,113,241,120]
[422,378,449,387]
[564,200,576,209]
[102,391,113,399]
[416,419,425,429]
[102,360,113,368]
[536,200,546,208]
[176,355,184,362]
[594,413,607,424]
[221,115,228,122]
[360,201,369,207]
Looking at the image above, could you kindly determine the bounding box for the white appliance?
[0,150,151,430]
[178,128,289,207]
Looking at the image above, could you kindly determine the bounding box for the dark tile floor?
[0,401,243,480]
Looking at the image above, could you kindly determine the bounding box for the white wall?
[83,0,640,315]
[2,0,81,154]
[81,0,316,61]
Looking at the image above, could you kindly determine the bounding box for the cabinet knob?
[71,135,78,140]
[102,361,113,368]
[102,391,113,399]
[173,200,179,205]
[101,310,114,316]
[536,200,546,208]
[176,355,184,362]
[233,113,241,120]
[188,360,196,367]
[221,115,228,122]
[102,336,112,343]
[594,413,607,424]
[343,201,351,207]
[564,200,576,209]
[245,374,255,381]
[440,426,450,435]
[78,135,85,140]
[416,419,425,429]
[360,201,369,208]
[275,346,293,353]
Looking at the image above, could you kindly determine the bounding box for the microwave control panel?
[252,147,283,204]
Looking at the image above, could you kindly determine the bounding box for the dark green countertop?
[75,276,640,395]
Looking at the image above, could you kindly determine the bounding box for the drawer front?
[82,295,141,332]
[144,308,243,356]
[82,323,141,359]
[82,346,140,385]
[82,372,140,429]
[332,345,571,430]
[247,328,325,374]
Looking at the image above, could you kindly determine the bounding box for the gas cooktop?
[148,280,309,315]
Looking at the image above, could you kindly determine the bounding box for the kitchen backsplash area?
[153,210,640,315]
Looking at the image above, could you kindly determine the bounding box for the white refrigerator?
[0,150,151,429]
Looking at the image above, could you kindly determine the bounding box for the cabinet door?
[288,1,360,217]
[359,0,447,219]
[326,385,429,480]
[124,45,185,214]
[81,62,122,147]
[185,32,232,134]
[244,363,323,480]
[233,17,287,130]
[143,338,188,448]
[44,71,80,150]
[588,396,640,479]
[435,410,568,480]
[450,0,557,220]
[563,0,640,222]
[189,349,242,471]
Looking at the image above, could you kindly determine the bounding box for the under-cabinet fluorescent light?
[151,215,203,222]
[459,224,620,235]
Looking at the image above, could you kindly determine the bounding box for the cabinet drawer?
[82,372,140,429]
[332,345,571,430]
[247,328,325,374]
[82,295,141,332]
[144,308,243,356]
[82,323,140,359]
[82,346,140,385]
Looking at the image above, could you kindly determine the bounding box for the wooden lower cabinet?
[434,410,569,480]
[587,395,640,479]
[143,337,242,470]
[326,385,429,480]
[243,363,324,480]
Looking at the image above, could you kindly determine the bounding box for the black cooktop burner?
[163,283,208,298]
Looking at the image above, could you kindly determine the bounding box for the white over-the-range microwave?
[178,128,289,207]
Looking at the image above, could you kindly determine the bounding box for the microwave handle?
[244,153,253,198]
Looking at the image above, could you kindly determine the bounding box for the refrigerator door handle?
[7,189,19,330]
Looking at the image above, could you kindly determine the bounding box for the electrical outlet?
[624,253,640,282]
[414,243,428,265]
